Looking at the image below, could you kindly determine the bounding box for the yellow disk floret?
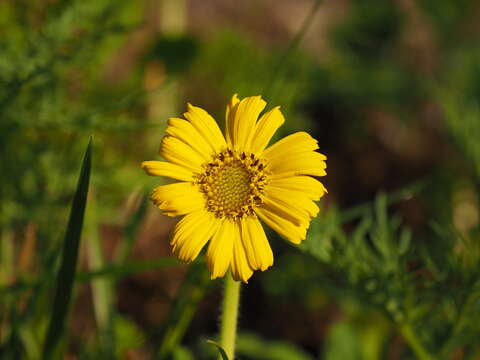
[194,149,268,220]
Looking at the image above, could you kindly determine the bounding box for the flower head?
[142,95,327,282]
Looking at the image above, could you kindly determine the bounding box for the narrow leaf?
[206,340,229,360]
[42,138,92,359]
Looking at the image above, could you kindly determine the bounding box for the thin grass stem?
[264,0,322,101]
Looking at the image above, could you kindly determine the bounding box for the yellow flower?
[142,95,327,282]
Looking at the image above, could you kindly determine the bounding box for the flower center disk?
[195,150,268,220]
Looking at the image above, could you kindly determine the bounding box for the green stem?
[399,324,435,360]
[218,274,241,360]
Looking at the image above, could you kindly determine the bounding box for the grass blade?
[42,137,92,359]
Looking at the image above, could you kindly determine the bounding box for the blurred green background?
[2,0,480,359]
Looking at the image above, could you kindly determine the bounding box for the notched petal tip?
[231,272,249,283]
[142,160,166,177]
[260,258,274,272]
[141,161,151,171]
[241,95,264,104]
[185,102,201,117]
[227,94,241,110]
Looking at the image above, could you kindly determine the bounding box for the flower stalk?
[218,273,241,359]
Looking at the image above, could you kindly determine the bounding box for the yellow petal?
[160,135,205,173]
[171,210,219,262]
[268,151,327,179]
[231,221,254,283]
[263,132,320,160]
[167,117,214,160]
[240,217,273,271]
[151,182,198,200]
[184,104,227,153]
[268,176,327,201]
[255,207,308,244]
[225,94,240,147]
[261,196,307,227]
[264,187,319,220]
[151,182,205,216]
[170,211,204,246]
[231,96,266,151]
[249,106,285,155]
[141,161,193,182]
[159,197,204,217]
[207,219,235,279]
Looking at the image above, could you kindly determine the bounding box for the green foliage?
[207,340,230,360]
[42,138,92,359]
[114,316,145,358]
[186,29,317,130]
[323,322,362,360]
[2,0,480,359]
[172,346,195,360]
[296,187,480,359]
[333,0,403,60]
[0,0,145,234]
[156,261,213,358]
[199,333,314,360]
[235,332,314,360]
[309,1,418,115]
[147,35,199,75]
[439,48,480,178]
[301,192,414,322]
[418,0,475,41]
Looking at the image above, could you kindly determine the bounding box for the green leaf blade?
[42,137,92,359]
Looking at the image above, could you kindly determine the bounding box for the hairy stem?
[218,274,241,360]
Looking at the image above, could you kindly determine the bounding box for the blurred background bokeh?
[2,0,480,359]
